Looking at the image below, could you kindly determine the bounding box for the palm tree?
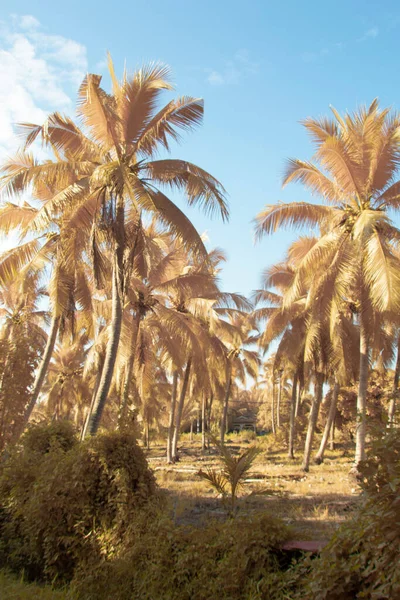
[255,100,400,466]
[1,57,228,436]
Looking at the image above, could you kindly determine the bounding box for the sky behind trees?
[1,1,400,294]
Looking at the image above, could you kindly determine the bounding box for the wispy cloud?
[357,27,379,42]
[0,14,88,160]
[301,25,379,63]
[205,50,258,86]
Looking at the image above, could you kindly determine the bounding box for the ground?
[148,431,359,541]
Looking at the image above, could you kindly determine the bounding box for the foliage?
[0,569,69,600]
[294,430,400,599]
[71,511,291,600]
[0,423,158,583]
[197,437,260,513]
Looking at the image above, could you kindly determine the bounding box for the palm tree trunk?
[295,384,302,418]
[20,314,60,433]
[201,394,206,453]
[277,372,283,428]
[329,418,335,451]
[167,370,178,463]
[80,350,105,441]
[271,378,276,435]
[85,262,123,437]
[315,380,339,464]
[388,335,400,426]
[119,312,141,428]
[190,420,193,442]
[355,314,369,466]
[288,372,298,459]
[171,358,192,462]
[220,362,232,444]
[302,370,324,472]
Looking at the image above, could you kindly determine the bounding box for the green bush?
[294,430,400,599]
[72,511,291,600]
[0,423,158,583]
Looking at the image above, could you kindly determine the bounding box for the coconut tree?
[255,100,400,466]
[1,57,228,436]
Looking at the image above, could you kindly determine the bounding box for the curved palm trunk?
[354,315,369,466]
[302,370,324,472]
[220,362,232,444]
[288,372,298,459]
[388,335,400,426]
[171,358,192,462]
[315,380,340,464]
[119,312,141,428]
[20,314,60,434]
[81,350,105,441]
[166,371,178,463]
[86,264,123,437]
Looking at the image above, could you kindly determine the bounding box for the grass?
[147,432,359,540]
[0,570,69,599]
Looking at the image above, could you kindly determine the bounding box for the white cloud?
[0,15,88,161]
[206,49,258,86]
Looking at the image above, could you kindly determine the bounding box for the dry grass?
[146,432,359,540]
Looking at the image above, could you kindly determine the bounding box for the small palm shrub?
[0,422,159,582]
[294,430,400,599]
[197,437,260,513]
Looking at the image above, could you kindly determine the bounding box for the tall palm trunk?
[315,380,340,464]
[201,394,207,453]
[355,313,369,466]
[329,418,335,450]
[220,362,232,444]
[302,370,324,472]
[271,378,276,435]
[288,372,298,459]
[388,335,400,426]
[81,350,105,440]
[167,371,178,463]
[119,312,141,428]
[295,384,302,418]
[20,314,60,434]
[276,371,283,428]
[171,358,192,462]
[85,262,123,437]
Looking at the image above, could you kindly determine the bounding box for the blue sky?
[1,1,400,297]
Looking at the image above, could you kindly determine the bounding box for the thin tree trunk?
[119,312,141,428]
[220,363,232,444]
[207,392,214,445]
[85,262,123,437]
[171,358,192,462]
[81,350,105,441]
[144,416,150,450]
[288,373,298,459]
[166,371,178,463]
[201,394,206,453]
[302,371,324,472]
[354,314,369,467]
[190,420,193,442]
[315,380,340,464]
[295,384,302,418]
[20,314,60,433]
[388,335,400,426]
[329,417,335,451]
[277,372,283,428]
[271,378,276,435]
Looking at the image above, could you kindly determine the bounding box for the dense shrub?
[72,511,291,600]
[0,423,158,583]
[294,430,400,599]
